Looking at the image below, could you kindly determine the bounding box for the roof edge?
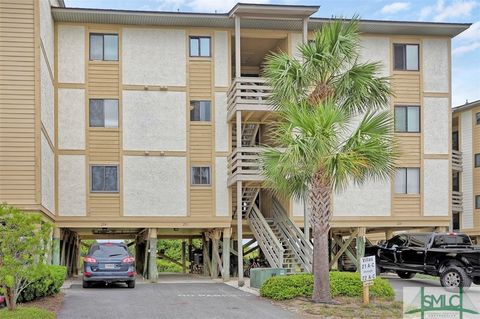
[453,99,480,113]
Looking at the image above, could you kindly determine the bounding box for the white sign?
[360,256,376,282]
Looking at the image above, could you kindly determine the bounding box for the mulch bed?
[20,292,65,314]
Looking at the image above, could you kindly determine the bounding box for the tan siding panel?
[89,194,120,217]
[189,125,213,162]
[392,196,421,216]
[391,73,421,104]
[473,106,480,228]
[395,135,421,166]
[189,61,212,99]
[0,0,36,204]
[87,63,119,97]
[88,130,120,162]
[190,188,213,216]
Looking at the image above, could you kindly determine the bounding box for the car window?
[408,234,428,248]
[387,235,408,248]
[432,234,472,247]
[89,245,128,258]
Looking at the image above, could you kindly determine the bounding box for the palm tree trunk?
[309,172,333,303]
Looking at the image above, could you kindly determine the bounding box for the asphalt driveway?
[58,281,300,319]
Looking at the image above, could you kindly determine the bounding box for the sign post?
[360,256,376,305]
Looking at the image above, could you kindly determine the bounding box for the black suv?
[367,232,480,288]
[83,242,136,288]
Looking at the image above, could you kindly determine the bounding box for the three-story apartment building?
[0,0,470,282]
[452,99,480,241]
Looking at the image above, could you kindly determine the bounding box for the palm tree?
[262,19,398,303]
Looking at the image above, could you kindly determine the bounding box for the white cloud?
[419,0,478,22]
[453,41,480,54]
[380,2,410,14]
[457,21,480,40]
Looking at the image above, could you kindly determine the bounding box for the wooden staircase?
[267,219,304,273]
[232,123,259,148]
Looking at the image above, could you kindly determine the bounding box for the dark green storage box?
[250,268,286,288]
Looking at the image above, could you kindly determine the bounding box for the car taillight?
[84,271,92,277]
[84,257,97,263]
[128,271,136,277]
[122,256,135,263]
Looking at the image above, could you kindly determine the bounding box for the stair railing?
[247,203,284,268]
[272,198,313,272]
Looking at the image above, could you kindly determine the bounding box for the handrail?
[227,77,273,116]
[272,198,313,273]
[452,150,463,171]
[452,191,463,212]
[247,203,284,268]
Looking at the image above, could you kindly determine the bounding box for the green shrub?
[157,259,183,273]
[18,265,66,303]
[0,307,55,319]
[260,272,395,301]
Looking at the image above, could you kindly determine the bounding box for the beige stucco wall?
[215,92,228,152]
[58,88,85,150]
[123,91,186,151]
[333,180,391,216]
[58,25,85,84]
[58,155,86,216]
[424,97,449,154]
[292,198,304,217]
[214,31,229,87]
[39,0,55,74]
[461,111,474,228]
[41,133,55,214]
[423,159,449,216]
[215,157,228,216]
[359,36,390,77]
[423,38,449,93]
[122,28,186,86]
[123,156,187,216]
[40,53,55,144]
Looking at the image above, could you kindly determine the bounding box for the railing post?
[236,180,244,287]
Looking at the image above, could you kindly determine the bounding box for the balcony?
[452,150,462,171]
[227,147,264,186]
[452,191,463,212]
[227,77,273,122]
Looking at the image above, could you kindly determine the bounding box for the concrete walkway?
[58,274,300,319]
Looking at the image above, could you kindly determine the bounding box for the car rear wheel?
[82,280,91,288]
[440,266,472,289]
[396,271,416,279]
[127,281,135,288]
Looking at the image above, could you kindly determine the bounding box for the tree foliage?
[262,18,397,303]
[0,204,52,310]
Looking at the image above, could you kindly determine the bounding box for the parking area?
[58,279,300,319]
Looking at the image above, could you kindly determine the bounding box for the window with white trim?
[89,99,119,128]
[191,166,211,185]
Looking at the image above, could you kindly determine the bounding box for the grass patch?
[0,307,55,319]
[279,297,403,319]
[260,272,395,301]
[414,273,438,281]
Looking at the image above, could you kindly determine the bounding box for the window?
[408,234,428,248]
[476,113,480,125]
[90,34,118,61]
[453,172,460,192]
[452,212,460,231]
[191,166,210,185]
[190,101,211,121]
[387,234,408,248]
[91,165,118,192]
[452,131,459,151]
[476,195,480,209]
[189,36,211,57]
[476,154,480,167]
[395,106,420,132]
[393,43,419,71]
[89,99,119,128]
[394,168,420,194]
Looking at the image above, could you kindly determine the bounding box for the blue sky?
[65,0,479,106]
